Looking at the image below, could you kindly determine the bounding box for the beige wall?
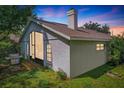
[70,40,107,78]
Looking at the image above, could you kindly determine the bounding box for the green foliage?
[57,70,67,80]
[82,21,110,33]
[0,35,20,64]
[0,41,13,64]
[0,5,35,34]
[109,35,124,65]
[38,80,52,88]
[1,64,124,88]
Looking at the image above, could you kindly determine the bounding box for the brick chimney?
[67,8,77,30]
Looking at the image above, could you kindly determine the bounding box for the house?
[20,9,111,78]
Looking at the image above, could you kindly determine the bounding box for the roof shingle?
[20,18,111,42]
[38,19,111,41]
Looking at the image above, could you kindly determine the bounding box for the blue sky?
[34,5,124,27]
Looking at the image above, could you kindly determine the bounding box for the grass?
[0,64,124,88]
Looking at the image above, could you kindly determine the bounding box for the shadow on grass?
[77,64,114,79]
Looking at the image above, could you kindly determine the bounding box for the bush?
[109,35,124,66]
[0,35,20,64]
[57,69,67,80]
[38,80,52,88]
[0,41,13,64]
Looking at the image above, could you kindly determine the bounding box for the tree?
[0,6,36,34]
[101,24,110,33]
[109,34,124,65]
[82,21,110,33]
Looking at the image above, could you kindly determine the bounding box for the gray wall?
[70,40,107,78]
[46,33,70,77]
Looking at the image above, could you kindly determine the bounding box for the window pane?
[47,57,52,62]
[47,44,51,48]
[100,44,104,47]
[96,44,100,47]
[47,48,51,53]
[47,44,52,62]
[47,53,51,58]
[101,47,104,50]
[96,44,104,51]
[96,47,100,50]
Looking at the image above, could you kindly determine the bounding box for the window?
[47,44,52,62]
[96,44,105,50]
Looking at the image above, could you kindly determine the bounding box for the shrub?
[109,35,124,66]
[0,35,20,64]
[38,80,51,88]
[57,69,67,80]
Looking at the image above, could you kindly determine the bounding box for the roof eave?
[20,17,111,42]
[70,37,111,41]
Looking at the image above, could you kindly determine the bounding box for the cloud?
[78,6,122,26]
[37,7,66,18]
[100,18,124,24]
[110,26,124,36]
[92,7,119,20]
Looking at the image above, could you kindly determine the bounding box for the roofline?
[71,37,110,41]
[41,24,110,41]
[20,17,111,42]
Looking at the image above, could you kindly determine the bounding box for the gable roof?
[20,17,111,42]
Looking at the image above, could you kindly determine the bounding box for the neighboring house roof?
[20,17,111,42]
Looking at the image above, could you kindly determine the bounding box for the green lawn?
[0,64,124,88]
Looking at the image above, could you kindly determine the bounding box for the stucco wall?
[70,40,107,78]
[46,33,70,77]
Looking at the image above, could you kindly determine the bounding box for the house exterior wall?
[21,21,109,78]
[46,33,70,77]
[21,22,70,77]
[21,22,44,59]
[70,40,107,78]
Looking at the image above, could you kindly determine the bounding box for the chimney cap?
[67,8,77,16]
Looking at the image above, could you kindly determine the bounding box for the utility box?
[9,54,20,65]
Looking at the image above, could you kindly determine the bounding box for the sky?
[34,5,124,35]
